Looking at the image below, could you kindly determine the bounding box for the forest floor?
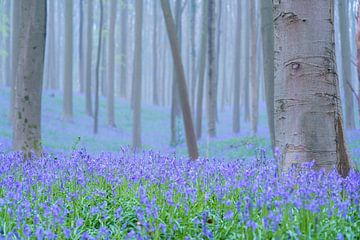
[0,87,360,167]
[0,88,360,239]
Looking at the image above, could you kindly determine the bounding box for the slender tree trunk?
[274,0,353,177]
[3,0,10,88]
[132,0,143,149]
[161,0,199,160]
[94,0,104,134]
[356,2,360,127]
[214,0,221,122]
[107,0,117,127]
[85,0,93,116]
[207,0,216,137]
[79,0,85,93]
[232,0,241,134]
[250,0,258,135]
[220,4,227,112]
[242,1,250,123]
[63,0,73,121]
[338,0,355,129]
[153,0,159,105]
[195,0,208,140]
[260,0,275,151]
[45,0,57,91]
[190,0,196,114]
[120,0,128,99]
[10,0,21,122]
[170,0,182,146]
[13,0,46,155]
[100,30,107,97]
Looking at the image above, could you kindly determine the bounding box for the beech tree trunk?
[242,1,250,123]
[153,0,159,105]
[190,0,196,114]
[195,0,208,140]
[170,0,182,146]
[232,0,241,134]
[94,0,104,134]
[13,0,46,155]
[132,0,143,149]
[161,0,199,160]
[357,2,360,126]
[274,0,353,177]
[63,0,73,121]
[120,0,128,99]
[79,0,85,93]
[207,0,216,137]
[338,0,355,129]
[85,0,93,116]
[250,0,258,135]
[260,0,275,150]
[107,0,117,127]
[10,0,21,122]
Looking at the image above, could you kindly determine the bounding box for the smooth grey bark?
[13,0,46,155]
[120,0,128,98]
[79,0,85,93]
[170,0,182,146]
[152,0,159,105]
[63,0,73,121]
[195,0,208,140]
[85,0,93,116]
[44,0,57,91]
[3,0,10,88]
[274,0,353,177]
[357,4,360,127]
[94,0,104,134]
[241,0,250,123]
[250,0,258,135]
[338,0,355,129]
[107,0,117,127]
[207,0,216,137]
[259,0,275,151]
[161,0,199,160]
[132,0,143,149]
[100,27,107,97]
[10,0,21,122]
[232,0,241,134]
[190,0,196,113]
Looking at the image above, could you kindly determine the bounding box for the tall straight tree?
[161,0,199,160]
[170,0,182,146]
[190,0,197,113]
[259,0,274,150]
[120,0,128,98]
[13,0,46,154]
[232,0,241,134]
[94,0,104,134]
[338,0,355,129]
[10,0,21,122]
[274,0,353,176]
[250,0,258,134]
[207,0,216,137]
[132,0,143,149]
[195,0,208,139]
[107,0,117,127]
[152,0,159,105]
[79,0,85,93]
[85,0,93,116]
[63,0,73,120]
[44,0,57,90]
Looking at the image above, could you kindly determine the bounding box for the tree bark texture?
[274,0,353,177]
[13,0,46,155]
[161,0,199,160]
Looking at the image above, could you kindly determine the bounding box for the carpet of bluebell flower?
[0,148,359,239]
